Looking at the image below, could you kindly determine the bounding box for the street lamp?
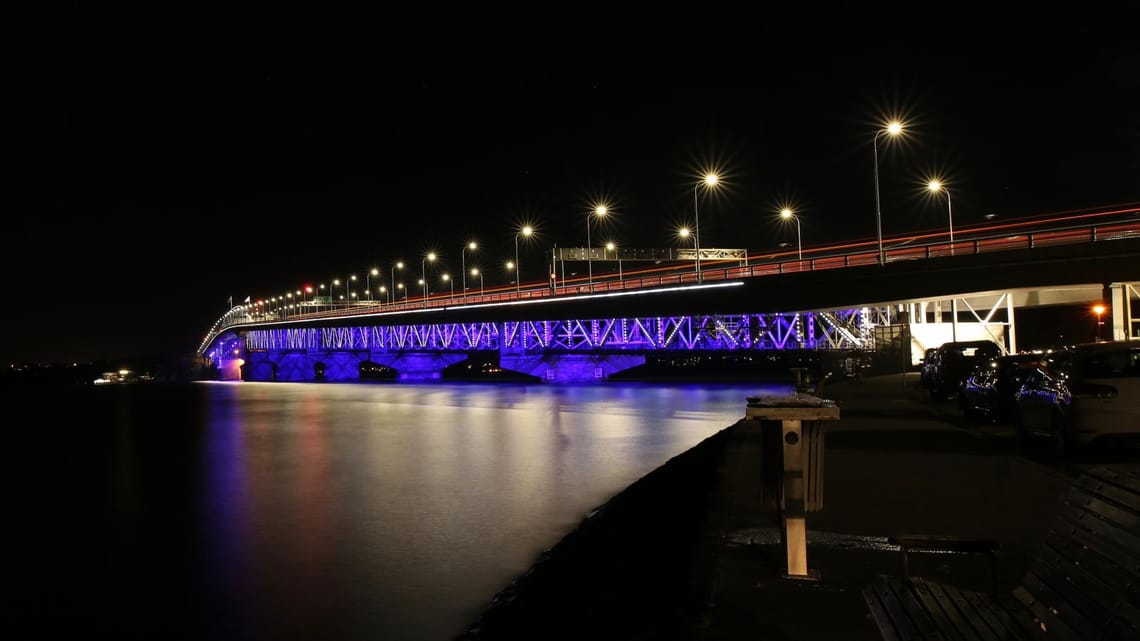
[442,273,454,300]
[874,120,905,265]
[397,282,405,301]
[367,268,379,301]
[421,252,436,302]
[514,225,533,294]
[471,267,483,297]
[461,241,477,303]
[779,208,802,261]
[927,180,955,255]
[378,285,386,305]
[391,261,404,303]
[679,227,696,256]
[349,274,357,304]
[332,279,341,308]
[693,173,719,281]
[606,241,623,280]
[587,205,607,290]
[1093,304,1106,341]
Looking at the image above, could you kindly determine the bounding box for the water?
[36,379,792,640]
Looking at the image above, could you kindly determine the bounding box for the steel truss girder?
[241,308,883,355]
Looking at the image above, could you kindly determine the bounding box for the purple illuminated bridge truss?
[206,308,885,383]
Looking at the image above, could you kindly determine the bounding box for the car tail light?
[1069,382,1118,399]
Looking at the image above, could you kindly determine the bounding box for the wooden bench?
[863,465,1140,640]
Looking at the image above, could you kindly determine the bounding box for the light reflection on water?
[72,380,792,640]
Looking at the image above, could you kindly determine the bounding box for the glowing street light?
[694,173,719,281]
[678,227,696,256]
[332,279,341,308]
[873,120,905,265]
[1093,304,1107,341]
[586,205,607,290]
[367,268,379,301]
[349,274,358,304]
[421,252,436,302]
[442,273,454,300]
[926,179,955,254]
[779,208,802,261]
[470,267,484,297]
[605,241,623,280]
[514,225,533,294]
[397,282,406,301]
[378,285,387,305]
[391,261,404,303]
[461,241,477,303]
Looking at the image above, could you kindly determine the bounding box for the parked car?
[958,353,1042,423]
[918,347,939,388]
[1014,340,1140,456]
[923,339,1004,400]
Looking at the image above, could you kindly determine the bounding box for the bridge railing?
[198,208,1140,353]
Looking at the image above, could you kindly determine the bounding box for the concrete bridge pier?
[371,353,468,381]
[242,351,278,381]
[500,354,646,383]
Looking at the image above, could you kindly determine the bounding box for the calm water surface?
[49,380,790,640]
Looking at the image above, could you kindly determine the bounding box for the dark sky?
[3,6,1138,365]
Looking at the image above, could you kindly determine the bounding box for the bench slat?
[864,575,944,641]
[864,465,1140,641]
[1081,465,1140,499]
[1009,585,1083,641]
[916,578,996,641]
[1042,530,1140,624]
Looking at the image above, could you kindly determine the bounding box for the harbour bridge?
[199,206,1140,382]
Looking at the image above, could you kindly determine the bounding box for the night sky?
[4,7,1138,365]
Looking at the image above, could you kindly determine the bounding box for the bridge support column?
[370,353,468,381]
[315,351,370,381]
[499,354,646,383]
[242,351,277,381]
[275,351,323,381]
[1109,283,1137,340]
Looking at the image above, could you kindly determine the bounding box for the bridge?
[199,206,1140,383]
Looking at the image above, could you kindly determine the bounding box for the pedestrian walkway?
[456,373,1134,641]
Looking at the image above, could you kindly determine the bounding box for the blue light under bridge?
[206,308,882,383]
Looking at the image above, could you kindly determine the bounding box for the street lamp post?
[679,227,696,260]
[332,279,341,308]
[927,180,955,255]
[442,273,454,300]
[1093,304,1106,341]
[461,241,476,303]
[780,208,802,262]
[874,121,905,265]
[693,174,718,282]
[586,206,606,291]
[397,282,405,301]
[421,252,436,302]
[378,285,386,305]
[514,226,533,294]
[606,241,622,280]
[471,267,483,297]
[349,275,357,305]
[391,261,404,304]
[367,268,379,302]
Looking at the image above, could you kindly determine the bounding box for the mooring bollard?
[745,392,840,579]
